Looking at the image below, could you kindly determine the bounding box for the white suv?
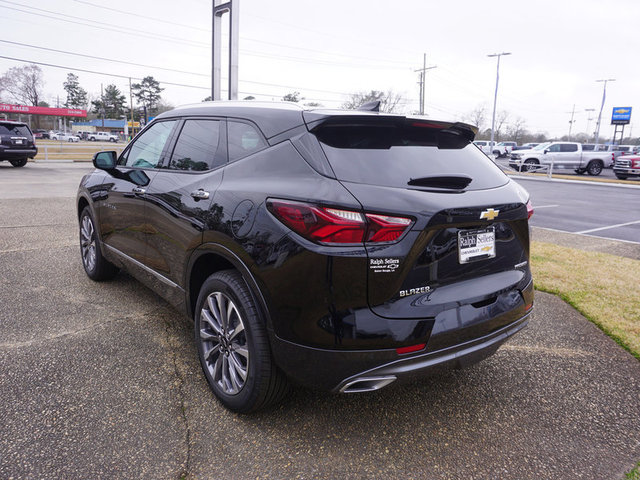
[88,131,119,142]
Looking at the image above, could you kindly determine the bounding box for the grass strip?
[530,241,640,360]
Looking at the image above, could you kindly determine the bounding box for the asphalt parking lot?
[1,162,639,479]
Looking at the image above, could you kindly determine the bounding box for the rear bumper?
[271,308,531,392]
[0,147,38,159]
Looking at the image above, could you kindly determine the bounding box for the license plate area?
[458,226,496,264]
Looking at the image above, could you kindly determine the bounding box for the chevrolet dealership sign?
[611,107,632,125]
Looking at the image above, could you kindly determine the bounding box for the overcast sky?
[1,0,638,138]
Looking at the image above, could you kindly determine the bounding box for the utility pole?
[129,77,135,138]
[414,53,437,115]
[100,83,105,128]
[584,108,595,140]
[594,78,615,146]
[488,52,511,155]
[567,104,576,140]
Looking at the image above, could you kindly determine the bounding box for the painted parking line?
[576,220,640,235]
[534,226,640,245]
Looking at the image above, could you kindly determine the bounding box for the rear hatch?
[0,122,36,151]
[305,113,532,345]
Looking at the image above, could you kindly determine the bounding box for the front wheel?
[523,159,539,172]
[615,174,628,180]
[195,270,289,413]
[9,158,28,167]
[79,207,119,281]
[586,160,603,176]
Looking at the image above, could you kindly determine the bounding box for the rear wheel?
[195,270,289,413]
[523,159,539,172]
[615,174,628,180]
[79,207,119,281]
[9,158,27,167]
[586,160,603,176]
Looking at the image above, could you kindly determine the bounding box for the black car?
[77,102,534,413]
[0,120,38,167]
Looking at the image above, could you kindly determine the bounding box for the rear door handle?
[132,187,146,195]
[190,189,210,200]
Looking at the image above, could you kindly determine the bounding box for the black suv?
[0,120,38,167]
[77,102,534,412]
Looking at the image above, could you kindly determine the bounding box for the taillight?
[267,199,412,245]
[526,199,534,219]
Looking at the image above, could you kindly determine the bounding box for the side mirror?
[544,149,549,154]
[93,151,117,170]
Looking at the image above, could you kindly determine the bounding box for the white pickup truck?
[508,141,612,176]
[87,131,119,142]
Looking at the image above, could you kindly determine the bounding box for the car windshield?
[532,142,551,151]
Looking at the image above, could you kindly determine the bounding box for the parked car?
[77,102,534,412]
[32,128,48,139]
[51,131,80,142]
[509,141,612,174]
[512,143,539,152]
[75,130,92,140]
[473,140,498,156]
[0,120,37,167]
[88,131,118,142]
[613,154,640,180]
[496,141,517,156]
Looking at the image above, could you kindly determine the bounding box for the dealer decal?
[369,257,400,273]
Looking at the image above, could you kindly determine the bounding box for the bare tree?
[0,64,44,106]
[506,116,527,144]
[494,110,509,141]
[466,104,487,131]
[342,90,404,113]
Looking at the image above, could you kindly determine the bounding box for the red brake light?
[526,200,534,219]
[267,200,412,245]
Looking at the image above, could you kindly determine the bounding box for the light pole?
[488,52,511,155]
[584,108,595,140]
[594,78,615,146]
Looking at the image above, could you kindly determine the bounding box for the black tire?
[492,150,501,157]
[194,270,289,413]
[574,168,586,175]
[523,159,539,172]
[615,174,628,180]
[110,138,116,142]
[9,158,28,167]
[586,160,603,176]
[79,207,119,281]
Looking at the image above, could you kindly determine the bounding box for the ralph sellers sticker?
[369,258,400,273]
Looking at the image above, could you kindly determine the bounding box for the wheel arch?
[186,244,273,330]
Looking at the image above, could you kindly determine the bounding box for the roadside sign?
[611,107,632,125]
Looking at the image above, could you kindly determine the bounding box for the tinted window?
[228,121,267,161]
[0,123,31,136]
[560,144,578,152]
[582,144,594,151]
[314,123,508,191]
[168,120,222,171]
[547,144,561,153]
[121,121,176,168]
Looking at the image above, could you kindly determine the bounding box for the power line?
[1,1,414,70]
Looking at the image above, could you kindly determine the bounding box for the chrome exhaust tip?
[339,375,397,393]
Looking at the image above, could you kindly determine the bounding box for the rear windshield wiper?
[407,175,472,190]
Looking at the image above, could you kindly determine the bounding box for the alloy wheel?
[80,215,97,272]
[199,292,249,395]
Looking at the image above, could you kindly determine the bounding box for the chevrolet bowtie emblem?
[480,208,499,220]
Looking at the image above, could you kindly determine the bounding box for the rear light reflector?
[267,199,412,245]
[526,200,534,219]
[524,303,533,312]
[396,343,426,355]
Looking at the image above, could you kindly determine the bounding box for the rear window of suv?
[0,123,31,136]
[312,121,508,191]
